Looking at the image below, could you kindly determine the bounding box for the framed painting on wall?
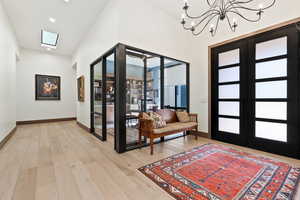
[77,76,85,102]
[35,74,61,100]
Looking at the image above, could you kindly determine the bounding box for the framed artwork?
[77,76,85,102]
[35,74,61,100]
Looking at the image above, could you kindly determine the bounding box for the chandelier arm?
[193,12,220,28]
[208,0,219,8]
[228,0,276,11]
[206,0,212,6]
[227,10,262,22]
[182,13,216,31]
[182,23,192,31]
[226,0,244,17]
[210,16,221,36]
[228,6,261,12]
[225,14,236,32]
[193,14,220,36]
[184,8,220,20]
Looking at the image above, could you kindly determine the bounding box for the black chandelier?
[181,0,276,36]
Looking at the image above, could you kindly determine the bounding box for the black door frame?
[90,48,116,142]
[211,24,300,159]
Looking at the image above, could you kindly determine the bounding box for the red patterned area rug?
[138,144,300,200]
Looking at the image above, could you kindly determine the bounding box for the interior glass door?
[91,60,106,140]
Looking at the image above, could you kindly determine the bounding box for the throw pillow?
[149,112,167,128]
[176,111,190,123]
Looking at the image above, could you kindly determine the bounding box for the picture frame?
[77,76,85,102]
[35,74,61,101]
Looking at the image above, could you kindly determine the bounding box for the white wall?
[189,0,300,133]
[0,2,19,143]
[72,0,119,127]
[16,49,76,121]
[73,0,198,129]
[73,0,300,133]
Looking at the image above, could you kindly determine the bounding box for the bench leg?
[138,130,142,146]
[195,126,198,140]
[150,137,154,155]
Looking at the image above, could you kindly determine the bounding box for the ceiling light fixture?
[63,0,70,3]
[41,30,59,49]
[49,17,56,23]
[181,0,276,36]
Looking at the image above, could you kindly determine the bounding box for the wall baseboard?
[197,131,209,138]
[77,121,91,133]
[0,126,17,150]
[17,117,76,125]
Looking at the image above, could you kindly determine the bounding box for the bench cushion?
[156,109,178,123]
[153,122,197,134]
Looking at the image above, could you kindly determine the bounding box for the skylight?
[41,30,59,49]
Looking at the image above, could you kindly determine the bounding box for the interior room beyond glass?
[90,44,190,153]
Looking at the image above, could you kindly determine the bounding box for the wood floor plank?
[12,168,37,200]
[35,165,58,200]
[0,121,299,200]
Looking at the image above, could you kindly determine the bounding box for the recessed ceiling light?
[49,17,56,23]
[63,0,70,3]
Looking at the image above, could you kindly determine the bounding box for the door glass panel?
[218,49,240,67]
[126,52,144,145]
[256,37,287,60]
[106,54,115,138]
[219,67,239,83]
[164,59,187,110]
[256,81,287,99]
[256,102,287,120]
[256,121,287,142]
[256,59,287,79]
[219,84,239,99]
[93,61,103,137]
[218,118,239,134]
[219,102,239,116]
[146,57,161,111]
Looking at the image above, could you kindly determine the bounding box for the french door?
[211,25,300,159]
[212,40,248,146]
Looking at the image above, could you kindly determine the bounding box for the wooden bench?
[138,109,198,155]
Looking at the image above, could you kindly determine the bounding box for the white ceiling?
[1,0,208,56]
[1,0,109,56]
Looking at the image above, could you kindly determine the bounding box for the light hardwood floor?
[0,121,299,200]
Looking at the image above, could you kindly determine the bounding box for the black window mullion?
[255,118,287,124]
[218,81,240,85]
[218,115,240,119]
[218,63,240,69]
[255,54,288,63]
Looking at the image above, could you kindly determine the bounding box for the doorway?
[211,25,300,158]
[90,51,116,143]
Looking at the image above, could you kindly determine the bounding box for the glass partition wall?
[91,44,190,153]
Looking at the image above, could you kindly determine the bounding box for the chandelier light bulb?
[259,4,264,9]
[181,13,186,19]
[191,21,195,27]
